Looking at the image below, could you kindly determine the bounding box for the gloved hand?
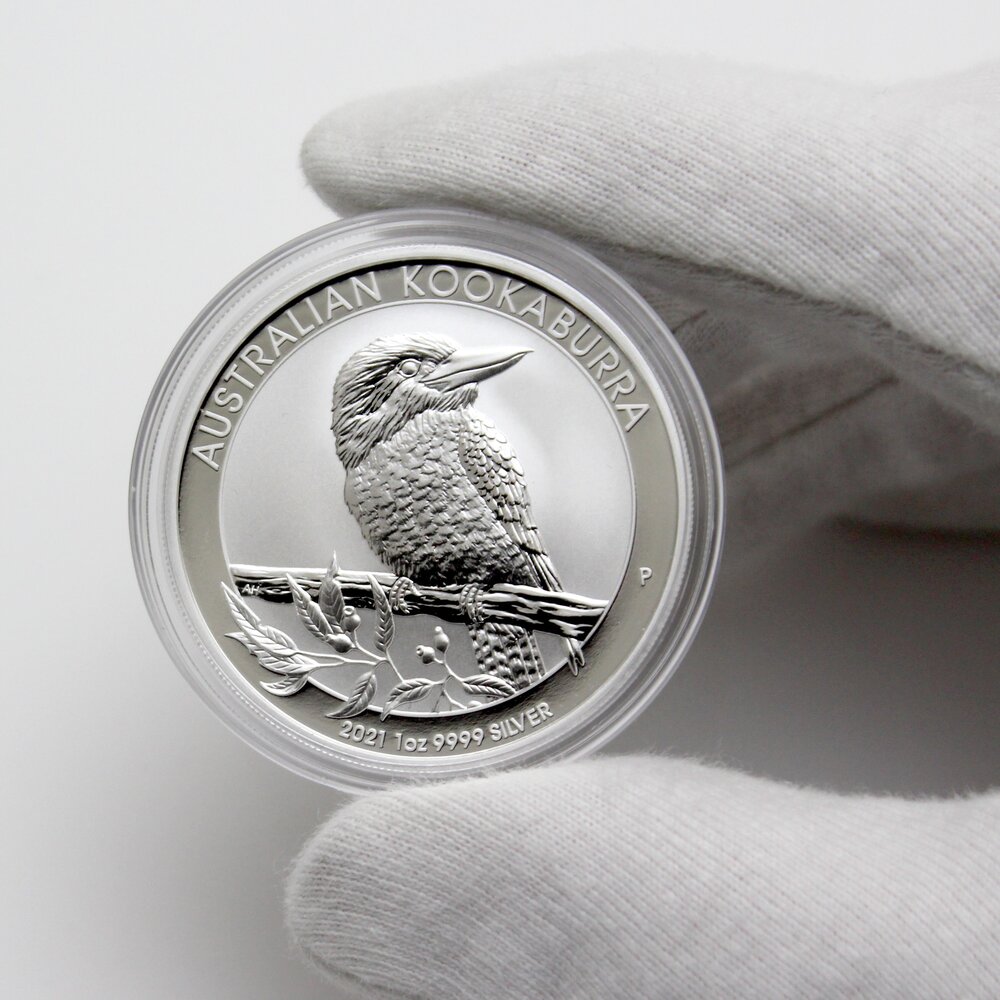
[286,55,1000,999]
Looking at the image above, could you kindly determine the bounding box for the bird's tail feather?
[563,637,585,675]
[469,623,544,690]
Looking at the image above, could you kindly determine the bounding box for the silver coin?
[131,210,723,790]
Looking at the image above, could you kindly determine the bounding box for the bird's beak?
[420,346,531,391]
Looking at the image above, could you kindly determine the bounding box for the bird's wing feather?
[458,413,564,591]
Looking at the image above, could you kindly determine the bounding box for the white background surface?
[3,3,998,997]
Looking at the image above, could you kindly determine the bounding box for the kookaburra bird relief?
[131,211,722,790]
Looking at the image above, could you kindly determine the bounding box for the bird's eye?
[398,359,421,378]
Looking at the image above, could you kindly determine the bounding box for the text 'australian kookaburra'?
[331,334,585,690]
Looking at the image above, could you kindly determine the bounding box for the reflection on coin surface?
[131,210,722,790]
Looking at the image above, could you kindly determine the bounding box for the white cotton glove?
[289,760,1000,1000]
[287,56,1000,998]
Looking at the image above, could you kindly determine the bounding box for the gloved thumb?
[286,757,1000,999]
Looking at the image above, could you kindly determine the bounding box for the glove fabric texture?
[287,54,1000,999]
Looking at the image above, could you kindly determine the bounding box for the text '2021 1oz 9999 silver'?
[130,210,723,791]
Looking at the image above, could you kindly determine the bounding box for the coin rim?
[130,209,724,791]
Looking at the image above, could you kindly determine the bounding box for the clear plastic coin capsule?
[130,210,723,790]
